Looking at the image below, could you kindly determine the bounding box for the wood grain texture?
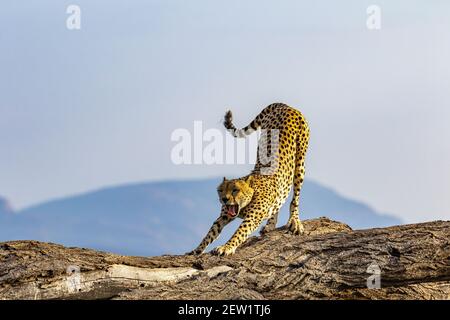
[0,217,449,300]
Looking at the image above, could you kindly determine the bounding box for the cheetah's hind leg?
[286,215,304,235]
[286,136,308,235]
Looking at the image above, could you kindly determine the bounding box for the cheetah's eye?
[232,189,239,194]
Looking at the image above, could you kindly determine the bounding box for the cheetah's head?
[217,176,254,218]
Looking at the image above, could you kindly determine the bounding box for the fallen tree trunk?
[0,217,449,300]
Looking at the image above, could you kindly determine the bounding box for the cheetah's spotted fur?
[189,103,310,256]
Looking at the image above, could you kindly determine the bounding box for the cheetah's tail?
[224,110,260,138]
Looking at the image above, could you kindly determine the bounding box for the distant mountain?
[0,179,401,256]
[0,196,12,215]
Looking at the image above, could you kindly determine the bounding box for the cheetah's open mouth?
[226,205,239,218]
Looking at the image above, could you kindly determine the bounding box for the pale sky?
[0,0,449,223]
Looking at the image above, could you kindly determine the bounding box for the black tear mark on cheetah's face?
[217,176,254,218]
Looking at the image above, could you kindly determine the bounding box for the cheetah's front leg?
[260,204,282,235]
[187,214,231,255]
[214,214,265,256]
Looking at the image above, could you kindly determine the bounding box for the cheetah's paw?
[186,248,203,255]
[260,224,275,236]
[213,245,236,256]
[286,217,305,235]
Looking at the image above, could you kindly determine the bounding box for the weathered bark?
[0,217,449,300]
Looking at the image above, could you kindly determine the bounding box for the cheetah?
[188,103,310,256]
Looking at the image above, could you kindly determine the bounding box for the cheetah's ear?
[223,177,227,182]
[245,175,253,185]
